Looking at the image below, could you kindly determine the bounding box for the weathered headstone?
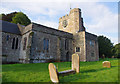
[102,61,111,68]
[48,53,80,83]
[48,63,59,83]
[112,56,114,58]
[72,54,80,73]
[102,54,105,59]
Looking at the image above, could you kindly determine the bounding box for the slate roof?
[32,22,73,35]
[0,20,21,35]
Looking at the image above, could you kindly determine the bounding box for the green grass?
[2,58,119,82]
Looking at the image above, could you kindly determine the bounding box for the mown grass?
[2,58,119,82]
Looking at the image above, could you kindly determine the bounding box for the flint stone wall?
[2,32,21,63]
[85,32,99,61]
[29,23,73,63]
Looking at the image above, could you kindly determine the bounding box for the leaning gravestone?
[102,61,111,68]
[48,54,80,83]
[48,63,59,83]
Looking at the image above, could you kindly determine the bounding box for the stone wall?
[29,23,73,63]
[85,32,99,61]
[1,8,99,63]
[19,24,33,63]
[73,31,86,61]
[2,32,21,63]
[58,8,99,62]
[0,31,2,64]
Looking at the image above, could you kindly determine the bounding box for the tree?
[98,35,113,58]
[0,13,5,20]
[112,43,120,58]
[11,12,31,26]
[0,12,17,22]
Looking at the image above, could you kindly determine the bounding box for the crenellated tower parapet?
[58,8,85,34]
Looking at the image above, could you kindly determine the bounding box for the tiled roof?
[0,20,21,35]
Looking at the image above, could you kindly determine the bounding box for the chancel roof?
[0,20,21,35]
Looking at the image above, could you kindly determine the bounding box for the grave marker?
[102,61,111,68]
[72,53,79,73]
[48,54,80,83]
[48,63,59,83]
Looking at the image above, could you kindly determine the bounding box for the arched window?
[43,38,49,52]
[12,38,15,49]
[23,37,27,50]
[46,39,49,51]
[65,39,69,50]
[15,38,18,49]
[43,38,46,50]
[6,35,9,41]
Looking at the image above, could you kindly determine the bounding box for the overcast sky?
[0,0,119,45]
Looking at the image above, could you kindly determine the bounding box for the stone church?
[1,8,99,63]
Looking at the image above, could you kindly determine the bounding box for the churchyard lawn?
[2,58,119,82]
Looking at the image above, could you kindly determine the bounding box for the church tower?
[58,8,85,34]
[58,8,99,62]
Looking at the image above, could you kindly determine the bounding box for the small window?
[6,35,9,41]
[91,52,94,57]
[90,41,92,45]
[23,37,27,50]
[90,41,94,46]
[76,47,80,52]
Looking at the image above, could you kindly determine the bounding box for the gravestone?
[102,54,105,59]
[48,53,80,83]
[48,63,59,83]
[102,61,111,68]
[112,56,114,58]
[72,54,80,73]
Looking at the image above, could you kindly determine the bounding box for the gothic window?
[6,35,9,41]
[76,47,80,52]
[12,38,15,49]
[43,38,49,52]
[59,38,62,49]
[23,37,27,50]
[65,39,69,50]
[15,38,18,49]
[46,39,49,51]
